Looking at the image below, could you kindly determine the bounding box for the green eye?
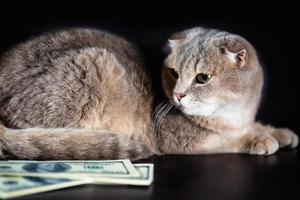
[196,73,212,84]
[169,68,179,79]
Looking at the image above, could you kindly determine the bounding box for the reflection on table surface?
[18,149,299,200]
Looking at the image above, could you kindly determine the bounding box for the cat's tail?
[0,125,153,160]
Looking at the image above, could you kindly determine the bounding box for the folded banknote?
[0,175,91,199]
[0,160,154,199]
[0,160,140,178]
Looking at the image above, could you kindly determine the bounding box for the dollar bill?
[0,160,140,178]
[91,163,154,186]
[0,175,91,199]
[0,162,154,199]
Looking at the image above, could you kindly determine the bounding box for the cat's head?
[162,27,263,125]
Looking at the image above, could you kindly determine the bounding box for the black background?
[0,1,299,200]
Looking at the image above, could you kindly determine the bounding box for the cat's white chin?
[179,104,216,117]
[176,96,252,127]
[174,96,218,117]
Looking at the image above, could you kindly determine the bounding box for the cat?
[0,27,298,160]
[158,28,298,154]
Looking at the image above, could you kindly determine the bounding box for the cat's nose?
[175,93,186,101]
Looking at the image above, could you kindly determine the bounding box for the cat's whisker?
[153,101,170,136]
[153,102,169,138]
[152,101,168,121]
[153,102,169,124]
[155,104,170,130]
[158,104,173,137]
[156,103,173,141]
[157,103,172,127]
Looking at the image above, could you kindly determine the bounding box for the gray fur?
[0,28,154,160]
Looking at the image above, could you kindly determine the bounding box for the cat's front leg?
[239,123,298,155]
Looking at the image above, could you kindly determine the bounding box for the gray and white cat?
[0,27,298,160]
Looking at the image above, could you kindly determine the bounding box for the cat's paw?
[271,128,299,148]
[248,134,279,155]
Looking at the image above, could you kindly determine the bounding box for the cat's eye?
[196,73,212,84]
[169,68,179,79]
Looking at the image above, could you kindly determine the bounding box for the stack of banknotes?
[0,160,153,199]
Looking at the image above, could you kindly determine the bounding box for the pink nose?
[175,93,186,101]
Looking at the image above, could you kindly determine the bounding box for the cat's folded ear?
[164,32,186,54]
[220,46,247,67]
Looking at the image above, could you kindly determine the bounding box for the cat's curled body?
[0,29,155,159]
[0,27,298,160]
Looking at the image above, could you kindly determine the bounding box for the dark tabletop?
[15,149,299,200]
